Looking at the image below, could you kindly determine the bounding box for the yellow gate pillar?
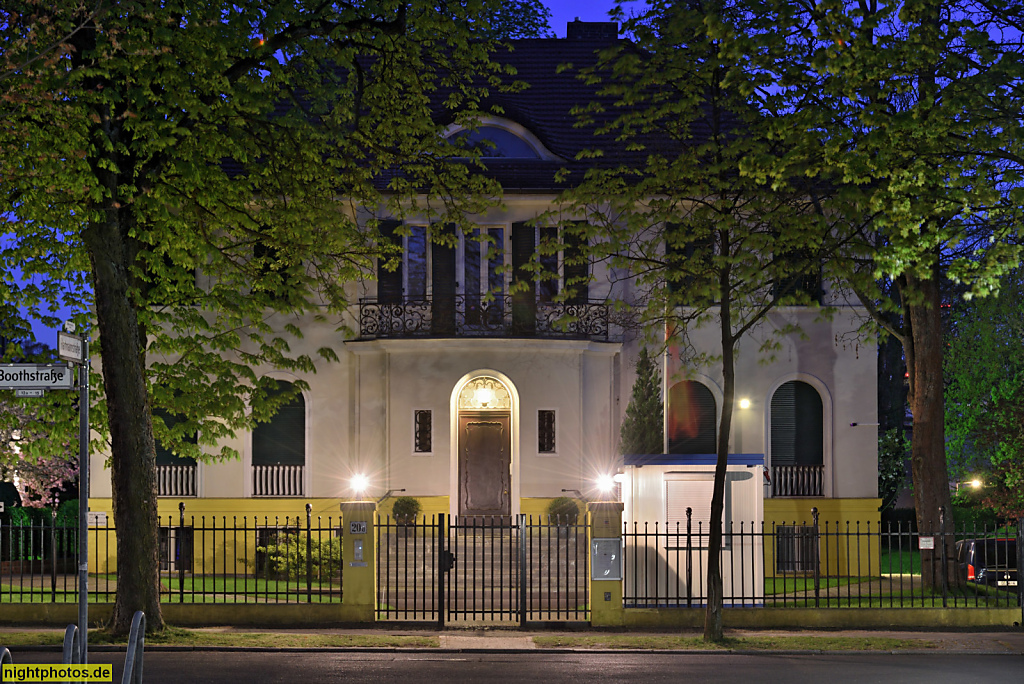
[587,501,625,626]
[340,501,377,622]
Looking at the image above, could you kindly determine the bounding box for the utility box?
[591,538,622,581]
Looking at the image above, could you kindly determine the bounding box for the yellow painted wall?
[88,498,350,577]
[764,498,881,578]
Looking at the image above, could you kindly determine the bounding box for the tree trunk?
[704,286,735,642]
[83,209,164,634]
[904,268,956,590]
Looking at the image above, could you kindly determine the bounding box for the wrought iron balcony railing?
[771,464,824,497]
[359,294,611,341]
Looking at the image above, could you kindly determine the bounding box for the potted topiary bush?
[547,496,579,527]
[391,496,421,527]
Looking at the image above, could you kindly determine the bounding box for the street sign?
[0,364,75,390]
[58,331,84,364]
[15,389,45,398]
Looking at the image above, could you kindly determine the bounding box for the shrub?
[547,497,579,525]
[256,532,341,582]
[391,496,421,525]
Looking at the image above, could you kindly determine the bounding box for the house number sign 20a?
[349,521,367,534]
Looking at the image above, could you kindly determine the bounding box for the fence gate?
[377,514,589,626]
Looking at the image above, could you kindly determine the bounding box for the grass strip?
[0,628,438,649]
[531,635,934,651]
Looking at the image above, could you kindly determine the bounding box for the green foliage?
[945,272,1024,518]
[619,347,663,455]
[878,429,908,512]
[390,496,421,525]
[478,0,553,39]
[546,496,579,524]
[9,506,30,527]
[256,532,341,582]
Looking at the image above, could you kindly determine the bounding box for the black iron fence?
[377,514,589,625]
[624,508,1023,609]
[0,504,342,604]
[0,518,79,603]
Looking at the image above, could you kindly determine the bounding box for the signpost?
[8,326,90,663]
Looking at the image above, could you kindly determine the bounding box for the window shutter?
[252,381,305,466]
[511,222,536,334]
[377,220,403,304]
[666,477,723,536]
[771,381,823,466]
[431,224,457,335]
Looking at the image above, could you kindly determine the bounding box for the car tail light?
[967,564,975,580]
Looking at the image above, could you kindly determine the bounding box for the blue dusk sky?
[545,0,644,36]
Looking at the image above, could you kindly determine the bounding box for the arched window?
[770,380,823,466]
[252,380,305,467]
[667,381,717,454]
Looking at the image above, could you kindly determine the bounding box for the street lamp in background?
[954,478,982,495]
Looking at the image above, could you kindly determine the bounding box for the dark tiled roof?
[439,37,682,192]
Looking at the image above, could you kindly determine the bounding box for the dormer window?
[452,125,541,158]
[444,117,561,161]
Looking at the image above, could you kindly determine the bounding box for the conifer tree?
[619,347,663,456]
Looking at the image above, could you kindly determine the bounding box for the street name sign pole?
[77,337,89,664]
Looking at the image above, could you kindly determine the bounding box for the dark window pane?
[414,410,432,453]
[538,410,556,453]
[667,381,716,454]
[487,228,504,298]
[252,380,305,466]
[408,226,427,299]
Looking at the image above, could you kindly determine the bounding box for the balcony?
[157,464,196,497]
[252,464,305,497]
[771,464,823,497]
[358,295,612,341]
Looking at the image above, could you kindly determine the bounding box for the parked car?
[955,538,1018,590]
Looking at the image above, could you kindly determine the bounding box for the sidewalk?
[3,625,1024,654]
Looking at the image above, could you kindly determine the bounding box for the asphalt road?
[6,651,1024,684]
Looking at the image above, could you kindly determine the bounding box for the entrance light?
[596,474,615,493]
[475,386,496,406]
[351,473,369,496]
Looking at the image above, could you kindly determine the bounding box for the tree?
[563,0,834,641]
[0,1,505,633]
[945,270,1024,519]
[479,0,553,39]
[619,346,663,455]
[726,0,1024,586]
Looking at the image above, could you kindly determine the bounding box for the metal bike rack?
[62,624,81,664]
[121,611,145,684]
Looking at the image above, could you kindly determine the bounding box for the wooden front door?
[458,411,511,516]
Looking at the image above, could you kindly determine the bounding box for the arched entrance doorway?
[455,376,513,517]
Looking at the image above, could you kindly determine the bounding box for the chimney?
[566,20,619,43]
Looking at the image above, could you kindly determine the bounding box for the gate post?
[587,501,625,627]
[340,501,377,622]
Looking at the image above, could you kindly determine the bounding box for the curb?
[5,645,1023,656]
